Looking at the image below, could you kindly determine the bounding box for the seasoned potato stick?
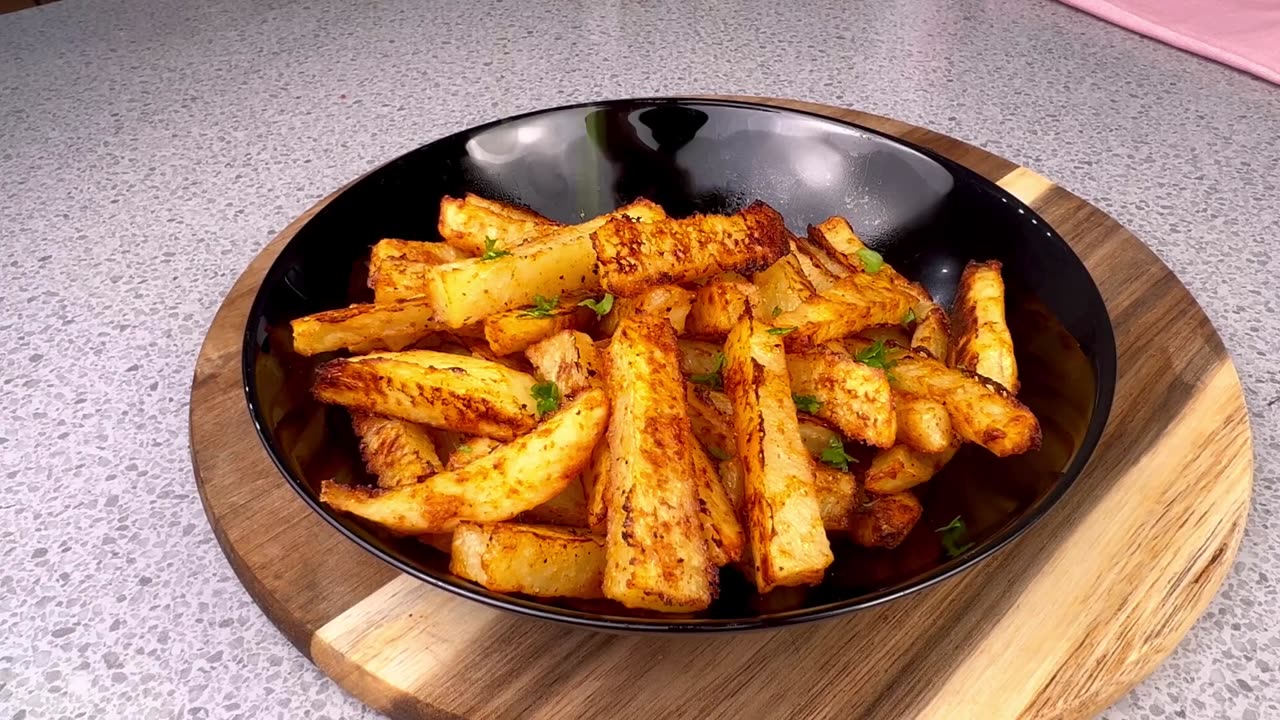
[894,392,953,454]
[792,235,850,285]
[774,271,919,352]
[593,201,790,297]
[686,273,760,338]
[812,464,860,531]
[451,522,605,599]
[583,437,611,531]
[911,303,950,360]
[950,260,1019,392]
[437,194,561,256]
[717,458,745,513]
[808,217,924,296]
[312,350,538,440]
[786,345,896,448]
[724,312,833,592]
[864,441,960,495]
[351,414,443,488]
[603,314,713,611]
[444,437,502,470]
[483,299,596,356]
[752,254,817,316]
[599,285,695,336]
[320,389,609,533]
[518,476,588,527]
[850,492,924,549]
[291,298,444,356]
[686,384,735,455]
[525,330,602,396]
[369,238,471,293]
[889,352,1040,456]
[690,441,746,566]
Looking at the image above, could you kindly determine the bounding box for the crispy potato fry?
[599,285,695,336]
[752,254,816,318]
[583,437,611,531]
[350,413,443,488]
[849,492,923,549]
[812,464,860,531]
[690,441,746,566]
[518,476,588,527]
[774,271,919,352]
[482,299,596,356]
[602,314,714,611]
[593,201,790,297]
[450,522,605,599]
[893,392,953,454]
[369,238,471,292]
[889,352,1040,456]
[524,330,603,397]
[437,194,561,256]
[911,303,950,360]
[724,312,833,592]
[786,345,896,448]
[864,441,960,495]
[949,260,1019,393]
[677,339,724,378]
[291,298,444,356]
[717,458,745,513]
[790,243,842,292]
[369,257,433,304]
[312,350,538,440]
[806,217,869,273]
[685,273,760,338]
[686,384,734,455]
[320,389,609,533]
[444,437,501,470]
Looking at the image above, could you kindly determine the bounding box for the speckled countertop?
[1,0,1277,717]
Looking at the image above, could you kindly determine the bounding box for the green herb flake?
[689,351,727,389]
[532,381,561,416]
[577,293,615,318]
[767,326,797,336]
[518,294,560,318]
[819,436,856,472]
[708,446,732,461]
[771,306,783,317]
[481,235,511,261]
[856,248,884,273]
[792,394,822,414]
[902,307,917,327]
[935,515,975,558]
[855,339,892,371]
[457,444,472,454]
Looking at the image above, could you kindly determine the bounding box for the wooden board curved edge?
[189,98,1253,720]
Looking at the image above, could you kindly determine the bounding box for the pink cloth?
[1058,0,1280,85]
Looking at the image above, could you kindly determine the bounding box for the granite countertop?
[2,0,1277,716]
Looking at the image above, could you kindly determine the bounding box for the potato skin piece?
[849,492,924,549]
[864,441,960,495]
[320,389,609,534]
[450,522,605,599]
[602,314,714,612]
[786,346,896,449]
[724,312,833,593]
[291,298,444,356]
[593,201,791,297]
[893,392,953,454]
[949,260,1019,393]
[312,350,538,440]
[351,414,443,488]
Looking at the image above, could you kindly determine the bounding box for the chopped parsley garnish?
[819,436,856,472]
[771,306,783,317]
[532,381,561,416]
[481,235,510,261]
[792,394,822,414]
[856,248,884,273]
[708,446,732,461]
[578,293,615,317]
[935,516,974,558]
[767,326,797,336]
[902,307,916,327]
[855,339,892,370]
[518,294,560,318]
[456,444,472,454]
[689,351,726,389]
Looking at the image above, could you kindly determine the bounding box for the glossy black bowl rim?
[242,97,1118,633]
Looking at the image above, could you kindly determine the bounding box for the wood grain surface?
[189,97,1253,719]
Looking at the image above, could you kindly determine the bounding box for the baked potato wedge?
[685,273,760,338]
[752,254,816,318]
[443,437,502,470]
[583,437,611,531]
[685,384,735,456]
[602,314,714,611]
[774,271,920,352]
[482,297,596,356]
[949,260,1019,393]
[724,311,833,592]
[312,350,539,440]
[350,413,443,488]
[910,302,950,360]
[319,389,609,533]
[677,339,725,379]
[524,329,603,397]
[437,193,561,256]
[789,242,841,292]
[450,522,605,599]
[893,392,953,454]
[849,492,924,549]
[518,476,588,527]
[690,441,746,566]
[369,238,471,297]
[599,285,695,336]
[291,298,444,356]
[864,441,961,495]
[786,345,896,448]
[593,201,790,297]
[812,464,860,531]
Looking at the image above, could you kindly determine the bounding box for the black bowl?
[244,98,1116,632]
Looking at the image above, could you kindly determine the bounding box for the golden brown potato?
[893,392,953,454]
[889,352,1040,457]
[790,243,842,292]
[482,298,596,356]
[599,285,695,336]
[350,413,443,488]
[786,345,896,448]
[443,437,502,470]
[312,350,538,440]
[849,492,924,549]
[290,298,444,356]
[723,311,833,593]
[797,418,842,458]
[864,441,960,495]
[603,314,714,611]
[368,239,471,298]
[685,384,735,456]
[450,522,605,599]
[689,441,746,566]
[717,458,745,513]
[911,303,950,360]
[319,389,610,533]
[518,476,588,527]
[751,255,816,318]
[806,216,869,273]
[685,273,760,338]
[677,339,725,379]
[368,257,433,304]
[583,437,611,531]
[949,260,1018,393]
[437,194,561,256]
[774,271,920,352]
[524,330,603,397]
[593,201,791,297]
[812,464,860,531]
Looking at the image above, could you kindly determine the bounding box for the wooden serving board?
[190,98,1253,719]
